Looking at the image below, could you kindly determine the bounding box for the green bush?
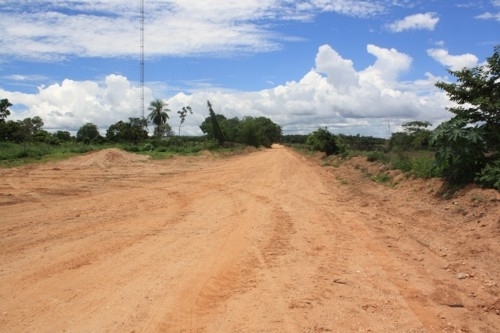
[410,155,437,179]
[391,154,412,172]
[366,151,389,163]
[475,159,500,190]
[430,118,486,183]
[306,128,340,156]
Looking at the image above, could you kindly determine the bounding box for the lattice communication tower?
[140,0,145,120]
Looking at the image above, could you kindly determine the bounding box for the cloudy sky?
[0,0,499,137]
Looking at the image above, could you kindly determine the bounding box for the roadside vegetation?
[1,47,498,190]
[284,46,500,190]
[0,99,281,167]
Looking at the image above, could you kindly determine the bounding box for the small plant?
[337,177,348,185]
[371,172,391,183]
[142,143,155,152]
[471,195,486,204]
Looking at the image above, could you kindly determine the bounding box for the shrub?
[410,155,437,179]
[475,159,500,190]
[391,154,412,172]
[366,151,389,163]
[306,127,340,156]
[430,118,486,183]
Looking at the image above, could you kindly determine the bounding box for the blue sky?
[0,0,499,137]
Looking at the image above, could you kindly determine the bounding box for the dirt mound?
[58,148,150,168]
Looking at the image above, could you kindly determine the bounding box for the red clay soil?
[0,146,498,332]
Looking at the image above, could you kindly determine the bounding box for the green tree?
[237,117,261,147]
[4,116,46,150]
[54,130,72,142]
[128,117,149,143]
[106,120,128,142]
[404,121,432,150]
[107,118,148,144]
[34,130,53,143]
[0,98,12,122]
[77,122,101,144]
[200,114,226,140]
[0,120,21,142]
[19,116,44,142]
[390,121,432,151]
[206,100,225,145]
[177,106,192,136]
[432,45,500,185]
[221,117,240,142]
[306,127,340,156]
[435,46,499,152]
[237,116,282,148]
[147,99,170,138]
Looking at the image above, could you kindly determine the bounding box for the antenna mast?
[140,0,145,120]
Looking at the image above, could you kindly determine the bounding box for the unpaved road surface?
[1,146,499,332]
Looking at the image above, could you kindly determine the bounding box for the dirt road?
[1,146,499,332]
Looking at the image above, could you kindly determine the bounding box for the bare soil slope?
[0,146,498,332]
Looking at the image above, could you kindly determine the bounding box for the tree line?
[1,46,498,189]
[0,98,282,149]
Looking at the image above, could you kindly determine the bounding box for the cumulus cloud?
[2,75,151,133]
[388,12,439,32]
[427,48,479,71]
[3,45,454,138]
[169,44,451,137]
[0,0,388,61]
[362,45,412,85]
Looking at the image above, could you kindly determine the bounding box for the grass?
[362,150,438,180]
[0,142,102,167]
[0,139,251,167]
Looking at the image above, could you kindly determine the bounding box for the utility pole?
[140,0,145,121]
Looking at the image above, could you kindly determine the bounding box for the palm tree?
[147,99,170,138]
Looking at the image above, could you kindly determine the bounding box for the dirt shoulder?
[0,146,498,332]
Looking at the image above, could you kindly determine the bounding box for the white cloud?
[315,45,359,92]
[3,45,453,138]
[166,44,450,137]
[476,0,500,20]
[427,48,479,71]
[475,11,500,21]
[2,75,151,133]
[308,0,384,17]
[362,45,412,85]
[388,12,439,32]
[0,0,387,61]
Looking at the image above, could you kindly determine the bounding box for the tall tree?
[206,100,225,144]
[432,45,500,185]
[435,45,500,152]
[177,106,192,135]
[0,98,12,122]
[147,99,170,138]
